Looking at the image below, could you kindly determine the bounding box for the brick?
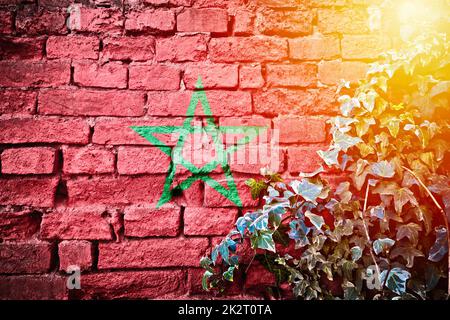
[256,9,313,35]
[209,36,288,62]
[184,63,238,89]
[218,116,271,139]
[102,36,155,61]
[92,117,186,145]
[0,37,45,60]
[16,8,67,35]
[318,60,368,85]
[239,64,264,89]
[288,146,324,174]
[58,240,93,272]
[0,210,41,240]
[0,118,89,144]
[68,6,124,34]
[310,0,347,6]
[98,238,209,269]
[204,177,258,207]
[266,64,317,88]
[129,64,180,90]
[47,36,99,60]
[184,207,237,236]
[67,176,168,205]
[0,60,70,88]
[177,8,228,32]
[78,270,185,299]
[63,146,115,174]
[146,90,252,116]
[273,116,327,143]
[39,89,145,116]
[245,262,276,288]
[156,34,208,62]
[257,0,303,7]
[318,9,369,34]
[0,275,67,300]
[341,35,391,59]
[40,207,113,240]
[254,89,315,115]
[0,242,53,274]
[124,205,180,237]
[0,178,58,207]
[73,60,127,89]
[0,11,12,34]
[1,147,56,175]
[234,9,254,34]
[289,35,340,60]
[125,9,175,32]
[0,90,36,115]
[117,146,170,175]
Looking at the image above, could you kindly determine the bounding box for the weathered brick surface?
[40,207,113,240]
[0,0,389,300]
[0,60,70,88]
[63,146,115,174]
[1,147,56,175]
[184,207,238,235]
[98,238,209,268]
[0,90,36,115]
[0,242,53,274]
[124,205,180,237]
[58,240,93,272]
[39,89,145,116]
[47,36,99,60]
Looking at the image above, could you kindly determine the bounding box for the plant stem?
[361,182,382,284]
[245,250,256,274]
[401,165,450,296]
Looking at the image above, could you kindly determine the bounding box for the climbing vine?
[200,21,450,299]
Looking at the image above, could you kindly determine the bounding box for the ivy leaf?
[335,182,352,203]
[317,147,340,167]
[390,245,424,268]
[202,270,214,291]
[338,95,360,116]
[305,211,325,232]
[289,219,311,248]
[425,264,442,292]
[333,131,363,151]
[393,188,418,213]
[245,178,267,200]
[413,206,433,235]
[396,223,422,245]
[373,238,395,255]
[371,160,395,178]
[379,267,411,296]
[359,90,377,112]
[370,206,385,219]
[299,165,325,178]
[350,246,362,261]
[255,231,276,252]
[428,226,448,262]
[223,266,235,282]
[342,281,361,300]
[235,216,247,236]
[290,179,323,204]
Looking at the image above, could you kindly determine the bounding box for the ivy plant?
[200,29,450,300]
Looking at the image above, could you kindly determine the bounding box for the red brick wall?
[0,0,391,299]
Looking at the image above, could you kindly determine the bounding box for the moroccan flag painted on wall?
[0,0,379,299]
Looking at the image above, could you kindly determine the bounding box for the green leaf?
[305,211,325,232]
[202,270,213,291]
[428,226,448,262]
[342,281,361,300]
[390,245,424,268]
[223,266,235,282]
[290,178,323,203]
[380,267,411,295]
[255,231,276,252]
[246,178,267,200]
[396,223,422,246]
[350,246,362,261]
[371,160,395,178]
[373,238,395,255]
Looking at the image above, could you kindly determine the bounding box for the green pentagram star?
[131,77,267,208]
